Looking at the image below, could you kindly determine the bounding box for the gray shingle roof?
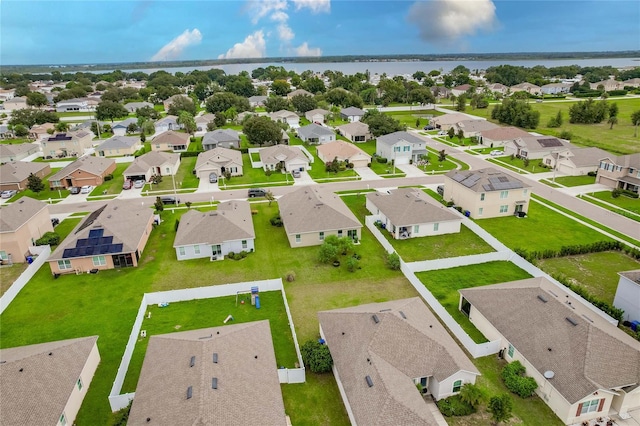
[0,143,39,157]
[316,140,370,162]
[195,147,242,171]
[202,129,239,145]
[445,167,530,193]
[366,188,460,227]
[96,135,140,151]
[124,151,180,175]
[49,156,116,182]
[278,187,361,234]
[460,277,640,404]
[336,121,370,136]
[318,298,479,425]
[0,336,98,426]
[297,123,335,140]
[562,147,610,168]
[619,269,640,285]
[431,113,469,126]
[127,321,286,426]
[376,131,426,147]
[0,162,49,184]
[174,201,255,247]
[340,106,365,116]
[479,126,532,141]
[259,145,307,165]
[111,117,138,130]
[456,119,499,133]
[0,197,48,233]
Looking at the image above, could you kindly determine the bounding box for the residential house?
[510,82,541,96]
[340,106,366,123]
[452,119,499,139]
[296,123,336,144]
[95,135,141,157]
[431,86,452,99]
[287,88,313,99]
[336,121,372,143]
[596,153,640,192]
[0,88,15,102]
[459,277,640,425]
[174,201,255,260]
[248,95,268,107]
[541,147,609,176]
[0,197,53,263]
[0,125,14,140]
[280,129,290,145]
[589,79,624,92]
[1,96,27,112]
[48,200,154,274]
[503,136,571,160]
[123,151,180,182]
[0,162,50,192]
[430,113,470,131]
[318,298,480,425]
[151,130,190,152]
[317,140,371,168]
[195,113,216,131]
[375,131,428,165]
[487,83,509,95]
[366,188,462,239]
[268,110,299,129]
[478,126,532,147]
[623,78,640,88]
[259,145,309,173]
[163,94,190,112]
[127,322,287,426]
[0,143,40,163]
[540,83,572,95]
[0,336,100,426]
[41,131,95,158]
[202,129,240,150]
[451,84,474,97]
[124,101,153,113]
[443,168,531,218]
[48,156,116,189]
[304,108,330,124]
[111,117,139,136]
[56,97,93,112]
[614,270,640,322]
[194,148,242,181]
[278,186,361,247]
[29,122,56,140]
[154,115,180,133]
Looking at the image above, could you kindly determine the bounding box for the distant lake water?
[96,57,638,76]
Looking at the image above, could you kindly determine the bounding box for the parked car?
[51,218,60,227]
[80,185,93,194]
[248,188,266,198]
[160,196,179,205]
[423,125,435,130]
[490,150,503,156]
[69,186,81,194]
[1,190,17,199]
[292,170,301,178]
[437,185,444,196]
[122,180,133,190]
[134,180,145,189]
[209,173,218,183]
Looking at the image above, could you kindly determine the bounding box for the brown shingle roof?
[124,151,180,174]
[127,321,286,426]
[49,156,116,182]
[460,277,640,404]
[318,298,479,425]
[0,143,39,157]
[563,147,610,168]
[0,197,48,233]
[479,126,532,141]
[278,187,361,234]
[0,161,49,184]
[195,147,242,171]
[619,269,640,285]
[316,140,370,162]
[0,336,98,426]
[174,201,255,247]
[366,188,460,227]
[259,145,307,165]
[152,130,190,145]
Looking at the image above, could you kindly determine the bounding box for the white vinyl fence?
[0,245,51,315]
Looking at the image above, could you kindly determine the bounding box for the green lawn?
[11,168,71,202]
[302,144,360,181]
[146,157,199,191]
[415,262,533,344]
[187,136,203,151]
[587,190,640,212]
[468,147,498,155]
[88,163,128,196]
[537,251,640,304]
[0,263,28,296]
[550,174,596,187]
[281,372,350,425]
[0,138,32,145]
[121,291,299,394]
[539,179,564,188]
[383,110,439,129]
[224,154,291,187]
[489,156,551,173]
[476,199,615,253]
[368,160,406,178]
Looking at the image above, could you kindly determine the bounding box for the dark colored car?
[69,186,81,194]
[437,185,444,196]
[248,188,266,198]
[423,125,435,130]
[51,218,60,227]
[160,196,179,205]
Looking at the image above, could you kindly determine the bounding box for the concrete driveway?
[292,171,315,186]
[354,167,383,180]
[395,163,425,177]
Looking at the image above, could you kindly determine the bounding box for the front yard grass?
[11,168,70,202]
[415,261,533,344]
[489,156,551,173]
[223,153,290,187]
[475,199,614,252]
[587,190,640,212]
[302,144,360,181]
[550,174,596,187]
[88,163,128,196]
[146,157,199,191]
[368,160,407,178]
[537,251,640,304]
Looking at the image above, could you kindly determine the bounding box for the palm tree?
[631,110,640,137]
[607,115,618,129]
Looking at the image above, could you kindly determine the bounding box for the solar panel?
[461,174,481,188]
[88,229,104,238]
[75,205,107,234]
[451,173,466,182]
[538,138,563,148]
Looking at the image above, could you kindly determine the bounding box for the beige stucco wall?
[429,370,478,401]
[59,341,100,426]
[97,145,139,157]
[286,228,361,248]
[0,206,53,262]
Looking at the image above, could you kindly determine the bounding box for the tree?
[300,340,333,373]
[136,105,159,120]
[26,92,48,107]
[270,80,291,96]
[488,394,513,425]
[458,384,484,409]
[264,96,292,113]
[304,77,326,94]
[205,92,250,114]
[361,109,404,137]
[265,190,275,206]
[96,101,128,122]
[154,197,164,212]
[456,95,467,111]
[609,102,619,118]
[631,110,640,137]
[291,94,317,113]
[214,112,227,128]
[386,252,401,270]
[27,173,45,193]
[55,122,69,132]
[167,95,196,116]
[438,150,447,162]
[568,98,608,124]
[447,127,455,139]
[242,116,282,146]
[178,111,197,134]
[206,121,216,131]
[318,241,339,264]
[608,115,618,129]
[126,122,138,134]
[14,124,28,137]
[491,98,540,128]
[457,129,464,144]
[9,109,59,128]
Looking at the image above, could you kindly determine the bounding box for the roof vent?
[399,311,407,319]
[544,371,555,379]
[213,353,218,364]
[537,295,548,303]
[212,377,218,389]
[190,356,196,367]
[372,314,379,324]
[379,308,391,312]
[365,376,374,387]
[186,386,193,399]
[565,317,578,326]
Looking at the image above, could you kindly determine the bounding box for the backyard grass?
[489,155,551,173]
[476,199,615,253]
[146,157,199,191]
[415,262,533,344]
[223,153,291,187]
[537,251,640,304]
[88,163,128,196]
[550,174,596,187]
[0,138,32,145]
[281,372,350,425]
[0,263,28,296]
[54,217,82,241]
[383,110,439,129]
[379,224,495,262]
[120,291,299,394]
[11,168,71,202]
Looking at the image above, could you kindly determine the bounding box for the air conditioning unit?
[210,255,217,262]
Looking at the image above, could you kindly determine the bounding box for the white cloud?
[291,0,330,13]
[277,23,295,41]
[408,0,497,42]
[218,30,267,59]
[293,42,322,57]
[248,0,287,24]
[270,10,289,22]
[151,28,202,61]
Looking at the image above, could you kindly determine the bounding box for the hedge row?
[514,240,624,261]
[502,361,538,398]
[437,395,476,417]
[550,272,625,321]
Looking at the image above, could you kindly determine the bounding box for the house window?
[521,150,528,157]
[507,344,514,358]
[403,146,410,152]
[0,251,7,261]
[194,245,200,255]
[500,190,508,199]
[523,189,528,195]
[155,144,160,149]
[478,207,483,216]
[319,231,324,241]
[579,399,601,415]
[77,378,83,391]
[480,193,485,201]
[179,247,186,256]
[242,240,247,249]
[295,234,301,243]
[58,260,72,270]
[433,223,439,231]
[338,230,343,237]
[92,256,106,266]
[499,205,508,213]
[452,380,462,393]
[394,146,401,152]
[413,225,419,234]
[165,167,170,174]
[60,413,67,426]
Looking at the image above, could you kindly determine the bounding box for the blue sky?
[1,0,638,65]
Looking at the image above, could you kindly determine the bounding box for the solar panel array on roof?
[461,174,481,188]
[538,138,563,148]
[88,229,104,238]
[483,177,524,191]
[451,173,466,182]
[75,205,107,234]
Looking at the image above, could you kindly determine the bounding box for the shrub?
[376,157,388,164]
[502,361,538,398]
[346,257,360,272]
[386,252,401,270]
[587,171,597,177]
[35,231,60,246]
[285,271,296,282]
[318,242,339,264]
[300,340,333,373]
[270,214,283,227]
[437,394,476,417]
[104,173,114,181]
